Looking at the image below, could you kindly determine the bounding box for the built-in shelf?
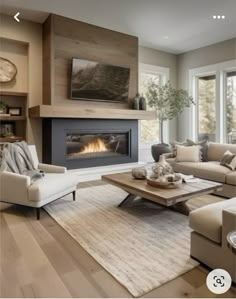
[0,115,26,121]
[0,91,28,97]
[29,105,157,120]
[0,136,24,143]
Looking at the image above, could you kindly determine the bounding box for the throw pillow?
[171,140,189,157]
[220,150,236,170]
[187,139,208,162]
[176,145,201,162]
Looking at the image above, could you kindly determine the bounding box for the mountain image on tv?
[71,58,130,102]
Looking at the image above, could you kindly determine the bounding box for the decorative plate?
[147,174,182,189]
[0,57,17,83]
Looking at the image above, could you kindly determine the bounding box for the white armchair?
[0,145,79,219]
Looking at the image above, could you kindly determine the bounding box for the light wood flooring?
[0,180,235,298]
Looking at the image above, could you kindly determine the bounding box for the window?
[139,64,169,145]
[189,60,236,143]
[139,72,161,144]
[226,71,236,144]
[197,75,216,141]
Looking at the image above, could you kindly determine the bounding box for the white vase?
[152,154,173,177]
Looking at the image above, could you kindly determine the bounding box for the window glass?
[198,75,216,141]
[226,71,236,144]
[139,72,161,144]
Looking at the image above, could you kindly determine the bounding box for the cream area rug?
[45,185,222,297]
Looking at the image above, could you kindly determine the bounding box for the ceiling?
[1,0,236,54]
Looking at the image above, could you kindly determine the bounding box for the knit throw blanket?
[0,142,44,181]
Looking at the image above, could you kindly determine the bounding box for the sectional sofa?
[166,142,236,198]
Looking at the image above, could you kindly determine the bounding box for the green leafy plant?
[144,80,195,143]
[0,101,7,114]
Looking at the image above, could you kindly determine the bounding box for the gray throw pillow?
[187,139,208,162]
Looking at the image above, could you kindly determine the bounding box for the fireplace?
[42,119,138,169]
[66,131,129,160]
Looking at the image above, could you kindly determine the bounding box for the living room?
[0,0,235,298]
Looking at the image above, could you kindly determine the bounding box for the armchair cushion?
[28,173,78,202]
[189,198,236,244]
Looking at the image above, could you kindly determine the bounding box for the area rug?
[44,185,222,297]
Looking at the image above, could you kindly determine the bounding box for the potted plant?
[144,80,194,162]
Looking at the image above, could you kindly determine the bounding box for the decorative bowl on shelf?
[147,174,182,189]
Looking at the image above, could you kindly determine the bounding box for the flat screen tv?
[70,58,130,102]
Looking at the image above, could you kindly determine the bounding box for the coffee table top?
[102,172,222,207]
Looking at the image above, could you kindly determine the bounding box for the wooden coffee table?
[102,172,223,215]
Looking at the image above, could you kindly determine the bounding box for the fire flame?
[80,138,108,154]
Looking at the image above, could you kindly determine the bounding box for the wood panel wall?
[43,14,138,109]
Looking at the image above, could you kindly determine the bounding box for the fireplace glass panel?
[66,132,129,160]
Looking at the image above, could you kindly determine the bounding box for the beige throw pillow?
[220,150,236,170]
[176,145,201,162]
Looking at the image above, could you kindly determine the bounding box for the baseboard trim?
[68,162,147,182]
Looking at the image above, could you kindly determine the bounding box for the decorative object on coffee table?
[132,167,147,179]
[0,57,17,83]
[227,231,236,254]
[152,154,173,177]
[133,93,140,110]
[147,174,182,189]
[144,81,195,161]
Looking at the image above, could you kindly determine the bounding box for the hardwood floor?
[0,180,235,298]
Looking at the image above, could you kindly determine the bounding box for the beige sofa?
[167,142,236,198]
[189,198,236,283]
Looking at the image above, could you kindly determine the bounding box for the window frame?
[189,59,236,143]
[138,63,169,150]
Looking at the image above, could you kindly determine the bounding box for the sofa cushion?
[208,143,236,162]
[28,173,78,202]
[173,161,231,183]
[226,172,236,186]
[189,198,236,244]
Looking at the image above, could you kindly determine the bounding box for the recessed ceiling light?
[222,15,225,19]
[217,15,221,19]
[213,15,217,19]
[163,36,169,40]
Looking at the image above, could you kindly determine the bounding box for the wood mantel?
[28,105,157,120]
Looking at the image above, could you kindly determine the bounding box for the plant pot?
[151,143,171,162]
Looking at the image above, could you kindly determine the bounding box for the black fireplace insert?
[42,119,138,169]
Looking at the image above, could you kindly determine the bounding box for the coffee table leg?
[118,194,138,207]
[171,200,190,216]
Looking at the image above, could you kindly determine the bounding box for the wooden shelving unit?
[0,136,24,143]
[0,115,26,121]
[0,91,28,97]
[0,91,28,143]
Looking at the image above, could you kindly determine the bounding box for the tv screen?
[70,58,130,102]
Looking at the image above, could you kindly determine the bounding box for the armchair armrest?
[222,207,236,248]
[38,163,67,173]
[0,171,31,203]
